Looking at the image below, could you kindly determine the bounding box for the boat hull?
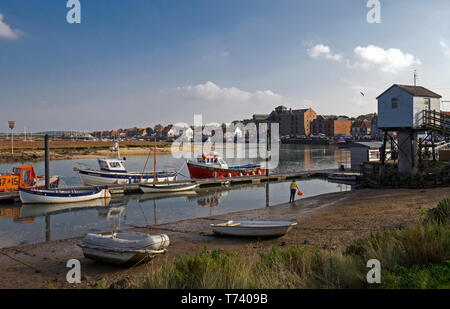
[79,232,169,264]
[211,220,297,237]
[19,187,111,204]
[187,162,265,179]
[139,183,197,193]
[78,169,177,186]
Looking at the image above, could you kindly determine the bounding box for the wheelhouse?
[98,159,127,173]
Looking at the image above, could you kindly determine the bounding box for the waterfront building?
[311,115,352,137]
[268,105,317,137]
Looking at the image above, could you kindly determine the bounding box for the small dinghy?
[78,232,170,264]
[19,186,111,204]
[139,182,198,193]
[211,220,297,237]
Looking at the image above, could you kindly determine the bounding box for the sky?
[1,0,450,132]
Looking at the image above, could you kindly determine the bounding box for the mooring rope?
[0,249,42,273]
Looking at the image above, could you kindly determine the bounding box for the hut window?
[391,98,398,109]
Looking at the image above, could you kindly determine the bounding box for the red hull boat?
[187,152,265,179]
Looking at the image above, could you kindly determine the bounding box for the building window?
[391,98,398,109]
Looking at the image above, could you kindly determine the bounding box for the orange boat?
[0,165,59,192]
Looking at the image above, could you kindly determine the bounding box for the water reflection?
[0,144,353,248]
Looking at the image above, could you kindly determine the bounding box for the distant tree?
[146,127,154,136]
[154,124,163,133]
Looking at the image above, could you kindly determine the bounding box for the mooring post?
[45,134,50,189]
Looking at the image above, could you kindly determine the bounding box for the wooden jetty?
[0,169,355,203]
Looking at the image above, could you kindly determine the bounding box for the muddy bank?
[0,187,448,289]
[0,143,235,163]
[0,147,173,163]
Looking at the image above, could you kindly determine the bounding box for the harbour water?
[0,144,351,248]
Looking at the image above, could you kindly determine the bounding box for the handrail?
[419,110,450,136]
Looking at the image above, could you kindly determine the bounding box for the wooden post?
[431,131,436,160]
[381,131,387,165]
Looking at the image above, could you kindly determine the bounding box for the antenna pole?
[414,70,418,86]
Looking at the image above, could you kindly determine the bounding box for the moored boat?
[76,158,177,185]
[210,220,297,237]
[0,165,59,192]
[329,138,346,146]
[139,182,198,193]
[19,186,111,204]
[187,152,265,179]
[78,232,169,264]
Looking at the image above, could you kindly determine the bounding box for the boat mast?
[154,138,157,185]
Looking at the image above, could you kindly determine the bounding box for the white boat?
[19,186,111,204]
[211,220,297,237]
[327,173,358,181]
[139,182,198,193]
[78,232,170,264]
[76,158,177,186]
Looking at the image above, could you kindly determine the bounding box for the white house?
[376,84,441,129]
[184,127,194,141]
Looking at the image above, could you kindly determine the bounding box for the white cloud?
[440,41,450,57]
[350,45,421,73]
[0,13,21,39]
[307,44,343,61]
[160,81,286,122]
[164,81,282,103]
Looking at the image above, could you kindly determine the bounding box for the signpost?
[8,121,15,155]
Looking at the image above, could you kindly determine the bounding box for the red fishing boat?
[186,152,265,179]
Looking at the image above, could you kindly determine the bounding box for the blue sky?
[1,0,450,132]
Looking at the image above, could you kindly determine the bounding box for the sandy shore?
[0,187,448,289]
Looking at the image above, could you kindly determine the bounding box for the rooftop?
[377,84,442,99]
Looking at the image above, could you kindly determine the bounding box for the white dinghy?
[211,220,297,237]
[139,182,198,193]
[78,231,169,264]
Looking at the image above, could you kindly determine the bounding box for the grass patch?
[134,198,450,289]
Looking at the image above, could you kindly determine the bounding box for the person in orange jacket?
[289,180,300,203]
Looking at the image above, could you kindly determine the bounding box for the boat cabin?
[98,159,127,173]
[196,152,228,168]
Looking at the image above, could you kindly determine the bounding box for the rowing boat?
[19,186,111,204]
[139,183,198,193]
[211,220,297,237]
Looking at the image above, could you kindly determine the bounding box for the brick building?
[311,116,352,137]
[268,106,317,137]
